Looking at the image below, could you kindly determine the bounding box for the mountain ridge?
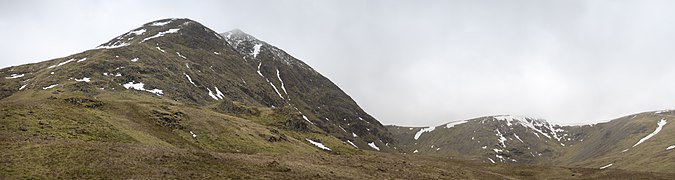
[388,110,675,172]
[0,18,673,178]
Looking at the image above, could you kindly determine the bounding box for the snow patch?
[176,52,187,59]
[149,19,173,26]
[256,62,263,77]
[495,154,505,162]
[123,81,145,91]
[142,28,181,43]
[129,28,146,35]
[145,89,164,96]
[122,81,163,96]
[488,158,496,163]
[96,42,129,49]
[633,118,667,147]
[276,69,288,95]
[346,140,358,149]
[494,115,563,140]
[43,84,58,90]
[19,84,27,90]
[213,51,221,55]
[513,133,524,143]
[131,58,139,62]
[352,132,358,137]
[414,126,436,140]
[445,120,467,128]
[214,87,225,100]
[189,131,197,138]
[184,73,197,87]
[268,80,284,99]
[76,58,87,62]
[667,145,675,150]
[337,125,348,133]
[368,142,380,151]
[495,129,507,148]
[207,88,219,100]
[301,115,311,123]
[251,43,262,58]
[156,46,166,53]
[5,74,24,79]
[74,77,91,82]
[494,115,518,126]
[599,163,613,169]
[306,139,331,151]
[48,59,76,69]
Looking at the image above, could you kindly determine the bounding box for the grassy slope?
[556,112,675,172]
[1,90,672,179]
[388,113,675,173]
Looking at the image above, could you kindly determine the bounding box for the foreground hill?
[388,111,675,173]
[0,18,394,153]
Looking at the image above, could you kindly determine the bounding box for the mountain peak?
[221,28,260,49]
[224,28,247,36]
[96,18,225,50]
[219,29,314,71]
[142,18,193,27]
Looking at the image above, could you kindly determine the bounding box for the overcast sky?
[2,0,675,126]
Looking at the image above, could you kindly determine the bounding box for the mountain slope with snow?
[388,111,675,173]
[0,18,396,153]
[0,18,672,178]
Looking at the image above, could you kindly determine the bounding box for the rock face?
[388,111,675,173]
[0,18,396,152]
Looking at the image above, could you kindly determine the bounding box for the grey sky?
[2,0,675,126]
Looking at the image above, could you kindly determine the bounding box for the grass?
[1,90,672,179]
[0,18,672,178]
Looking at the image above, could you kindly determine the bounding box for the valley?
[0,18,673,179]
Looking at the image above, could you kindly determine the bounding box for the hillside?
[0,18,672,179]
[0,18,394,153]
[388,111,675,173]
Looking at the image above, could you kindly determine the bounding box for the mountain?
[555,110,675,172]
[0,18,394,153]
[219,29,395,151]
[0,18,672,179]
[388,115,572,164]
[388,111,675,173]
